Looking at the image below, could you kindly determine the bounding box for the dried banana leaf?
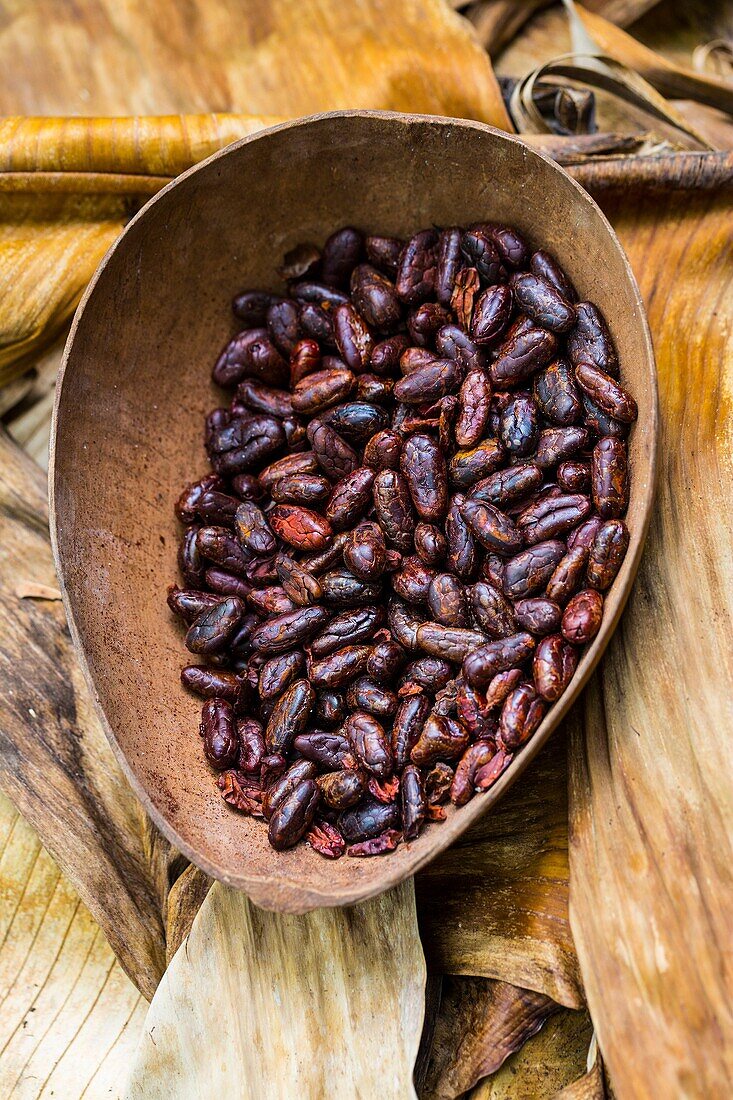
[464,0,662,56]
[494,0,733,148]
[692,40,733,79]
[0,194,127,380]
[421,978,557,1099]
[569,187,733,1098]
[0,791,147,1098]
[416,730,583,1010]
[469,1008,597,1099]
[125,880,426,1099]
[165,863,212,965]
[572,4,733,116]
[509,53,713,149]
[0,0,510,124]
[0,115,281,176]
[0,426,174,1000]
[466,1,552,56]
[0,0,509,388]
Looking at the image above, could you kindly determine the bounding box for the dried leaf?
[416,729,583,1009]
[509,51,713,150]
[0,426,173,1000]
[567,148,733,192]
[463,0,661,56]
[571,4,733,117]
[555,1038,605,1100]
[466,0,552,57]
[165,864,213,966]
[0,0,510,387]
[692,40,733,80]
[125,880,426,1099]
[421,978,557,1098]
[0,368,34,415]
[569,187,733,1097]
[469,1007,597,1099]
[0,791,147,1098]
[14,581,61,599]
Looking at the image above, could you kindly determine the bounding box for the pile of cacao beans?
[169,222,636,858]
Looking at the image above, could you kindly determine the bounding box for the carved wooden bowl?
[50,111,657,912]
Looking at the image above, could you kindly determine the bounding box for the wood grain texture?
[417,732,583,1009]
[0,791,147,1098]
[0,426,172,1001]
[569,188,733,1098]
[125,879,426,1099]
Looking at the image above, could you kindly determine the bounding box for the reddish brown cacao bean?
[411,713,470,766]
[463,632,535,690]
[400,432,448,522]
[561,588,604,643]
[450,741,497,806]
[587,519,629,590]
[372,469,415,551]
[200,699,239,770]
[268,780,319,850]
[395,229,438,305]
[345,712,393,779]
[567,301,618,376]
[533,634,579,702]
[592,435,629,519]
[317,769,366,810]
[499,683,546,750]
[510,272,576,333]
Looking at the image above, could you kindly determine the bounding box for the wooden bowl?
[50,111,657,912]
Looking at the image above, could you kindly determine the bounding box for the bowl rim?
[49,109,658,911]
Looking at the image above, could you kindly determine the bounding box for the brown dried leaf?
[572,4,733,117]
[0,0,510,387]
[509,52,713,150]
[421,977,557,1099]
[0,427,172,1000]
[569,187,733,1096]
[165,864,212,966]
[464,0,662,56]
[468,1007,597,1099]
[416,729,583,1009]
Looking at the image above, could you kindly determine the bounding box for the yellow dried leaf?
[126,880,426,1099]
[0,0,511,387]
[569,188,733,1098]
[0,792,146,1099]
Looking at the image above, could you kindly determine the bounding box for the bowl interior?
[51,111,657,912]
